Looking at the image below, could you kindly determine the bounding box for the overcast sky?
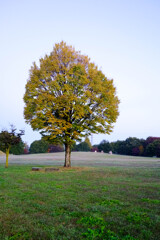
[0,0,160,146]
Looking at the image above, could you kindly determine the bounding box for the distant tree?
[110,138,144,156]
[48,144,64,152]
[138,145,144,156]
[95,137,160,157]
[137,138,146,156]
[23,142,29,154]
[84,137,92,150]
[74,142,91,152]
[132,147,140,156]
[143,137,160,156]
[146,137,160,145]
[146,140,160,157]
[111,140,126,154]
[10,140,24,155]
[91,146,99,152]
[29,139,49,153]
[24,41,119,167]
[0,126,24,168]
[124,137,142,155]
[98,140,111,153]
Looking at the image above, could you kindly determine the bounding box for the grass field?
[0,152,160,168]
[0,153,160,239]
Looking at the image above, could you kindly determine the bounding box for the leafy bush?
[29,139,49,153]
[10,141,24,155]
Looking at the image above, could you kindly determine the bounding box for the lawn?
[0,153,160,239]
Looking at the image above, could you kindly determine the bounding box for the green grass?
[0,164,159,239]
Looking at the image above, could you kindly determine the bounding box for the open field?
[0,153,160,239]
[0,152,160,168]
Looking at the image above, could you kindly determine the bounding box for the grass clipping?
[31,166,93,173]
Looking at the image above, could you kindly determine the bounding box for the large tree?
[24,41,119,167]
[0,126,24,168]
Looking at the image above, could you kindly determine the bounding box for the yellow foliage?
[24,41,120,145]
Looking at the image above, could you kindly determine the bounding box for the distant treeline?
[9,139,64,155]
[93,137,160,157]
[9,136,160,158]
[72,136,160,158]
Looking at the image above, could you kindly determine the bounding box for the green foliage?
[146,140,160,157]
[73,141,91,152]
[29,139,49,153]
[78,216,107,239]
[24,41,119,166]
[126,212,150,224]
[124,137,142,155]
[106,136,160,157]
[0,126,24,152]
[100,199,121,206]
[78,216,137,240]
[10,141,24,155]
[98,139,111,153]
[142,198,160,204]
[0,125,24,167]
[111,138,142,155]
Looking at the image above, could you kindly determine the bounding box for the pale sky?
[0,0,160,146]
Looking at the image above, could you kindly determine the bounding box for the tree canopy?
[24,41,119,167]
[0,126,24,167]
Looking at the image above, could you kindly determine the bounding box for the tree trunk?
[5,148,9,168]
[64,143,71,167]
